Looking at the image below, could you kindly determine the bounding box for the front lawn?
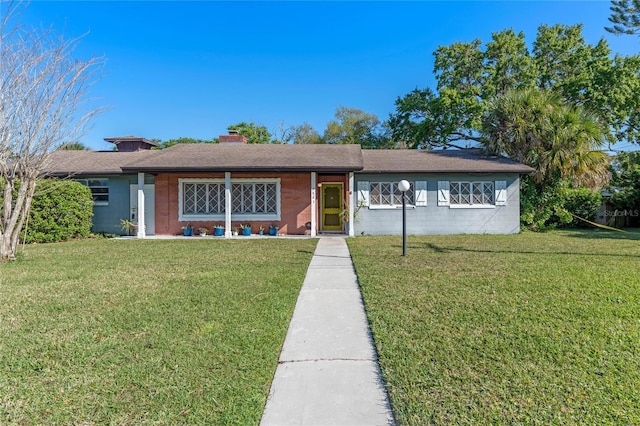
[348,230,640,425]
[0,238,317,425]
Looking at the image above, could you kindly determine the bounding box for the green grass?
[0,238,317,425]
[348,230,640,425]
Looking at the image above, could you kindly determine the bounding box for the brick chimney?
[219,130,247,144]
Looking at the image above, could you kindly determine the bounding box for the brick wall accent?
[155,172,322,235]
[155,174,171,234]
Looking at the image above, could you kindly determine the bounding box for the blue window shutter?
[438,181,450,206]
[415,181,427,206]
[357,181,370,207]
[495,180,507,206]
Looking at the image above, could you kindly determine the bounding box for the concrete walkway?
[260,237,394,426]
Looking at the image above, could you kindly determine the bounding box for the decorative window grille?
[180,179,279,220]
[231,182,277,214]
[450,182,494,205]
[370,182,414,206]
[183,182,224,214]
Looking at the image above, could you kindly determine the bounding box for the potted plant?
[258,225,265,235]
[213,224,224,236]
[182,223,193,236]
[340,199,364,234]
[269,223,279,236]
[231,226,238,237]
[240,223,252,236]
[119,218,137,236]
[198,227,208,237]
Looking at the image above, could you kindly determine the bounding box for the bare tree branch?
[1,2,104,261]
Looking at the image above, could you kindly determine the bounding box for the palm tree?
[537,103,609,188]
[482,87,609,189]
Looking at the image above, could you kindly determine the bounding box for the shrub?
[520,178,570,231]
[520,178,604,231]
[560,188,602,228]
[23,180,93,243]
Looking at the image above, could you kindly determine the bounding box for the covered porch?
[124,142,364,238]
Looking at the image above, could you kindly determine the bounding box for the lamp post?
[398,180,410,256]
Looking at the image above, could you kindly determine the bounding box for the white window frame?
[179,178,281,221]
[368,181,416,209]
[449,181,496,209]
[77,178,109,206]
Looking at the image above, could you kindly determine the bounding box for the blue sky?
[13,1,639,150]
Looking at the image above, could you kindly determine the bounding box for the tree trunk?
[0,177,36,261]
[1,3,103,261]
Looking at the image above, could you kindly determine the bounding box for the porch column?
[137,172,146,238]
[348,172,355,237]
[310,172,317,237]
[224,172,231,238]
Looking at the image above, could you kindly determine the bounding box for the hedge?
[23,179,94,243]
[560,187,602,228]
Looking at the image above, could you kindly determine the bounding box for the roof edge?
[121,166,365,173]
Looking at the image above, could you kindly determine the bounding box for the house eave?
[42,170,132,177]
[358,168,534,174]
[121,166,363,173]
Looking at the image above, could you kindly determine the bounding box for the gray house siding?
[354,173,521,236]
[82,175,154,235]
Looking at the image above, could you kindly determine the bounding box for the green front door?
[322,183,343,231]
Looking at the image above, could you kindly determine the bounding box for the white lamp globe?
[398,180,410,192]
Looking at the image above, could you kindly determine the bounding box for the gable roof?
[120,143,364,173]
[40,145,534,176]
[361,149,534,174]
[42,150,158,176]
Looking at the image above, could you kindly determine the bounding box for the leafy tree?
[161,137,214,149]
[388,23,639,230]
[388,87,469,148]
[609,151,640,212]
[289,122,322,144]
[227,121,272,144]
[389,24,640,148]
[1,3,103,261]
[606,0,640,36]
[323,106,379,145]
[322,106,393,148]
[58,142,90,150]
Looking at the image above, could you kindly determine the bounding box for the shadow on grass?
[296,249,315,255]
[412,242,640,258]
[559,228,640,241]
[379,229,640,258]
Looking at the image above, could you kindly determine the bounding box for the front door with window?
[321,183,343,231]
